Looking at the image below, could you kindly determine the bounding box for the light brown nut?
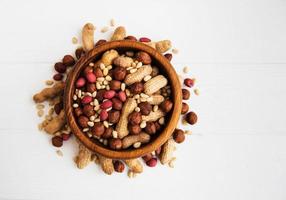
[82,23,95,51]
[155,40,172,53]
[113,56,133,68]
[33,82,65,103]
[115,98,137,138]
[110,26,126,41]
[159,138,176,165]
[44,110,66,134]
[101,49,119,66]
[142,109,164,122]
[122,133,150,149]
[144,75,168,95]
[148,95,165,105]
[124,65,152,85]
[75,143,92,169]
[98,154,114,175]
[124,159,143,173]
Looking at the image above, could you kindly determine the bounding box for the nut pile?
[33,21,198,177]
[72,49,173,150]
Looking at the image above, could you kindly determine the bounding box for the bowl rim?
[64,40,182,159]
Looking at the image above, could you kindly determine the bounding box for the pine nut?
[130,68,137,73]
[153,105,158,112]
[159,117,165,125]
[140,121,147,128]
[103,121,109,128]
[112,130,118,138]
[121,83,126,91]
[73,103,79,108]
[103,68,109,76]
[133,142,141,148]
[143,75,152,82]
[99,63,105,70]
[87,121,94,127]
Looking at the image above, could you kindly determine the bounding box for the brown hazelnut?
[86,83,96,93]
[95,39,107,46]
[96,89,106,102]
[109,138,122,150]
[91,122,105,137]
[135,51,152,65]
[78,115,89,128]
[113,66,127,81]
[124,35,137,41]
[138,102,152,115]
[94,67,103,77]
[181,102,189,114]
[74,107,83,117]
[102,127,113,139]
[173,129,185,143]
[54,102,63,115]
[54,62,66,73]
[52,136,63,147]
[53,74,63,81]
[128,124,141,135]
[160,99,173,113]
[108,110,120,123]
[111,98,123,110]
[83,104,95,117]
[113,160,125,173]
[185,111,198,125]
[109,80,121,91]
[164,53,172,61]
[144,122,156,134]
[182,89,190,100]
[62,55,75,66]
[130,82,144,94]
[142,153,153,162]
[128,111,142,125]
[75,48,85,59]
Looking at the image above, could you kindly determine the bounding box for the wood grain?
[64,40,182,159]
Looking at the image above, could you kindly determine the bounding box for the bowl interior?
[64,40,182,159]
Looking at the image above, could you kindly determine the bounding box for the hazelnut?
[95,39,107,46]
[108,110,120,123]
[75,48,85,59]
[102,127,113,139]
[130,82,144,94]
[111,98,123,110]
[54,62,66,73]
[74,107,83,117]
[142,153,153,162]
[83,105,95,117]
[146,158,157,167]
[184,78,195,88]
[83,66,93,76]
[78,115,89,128]
[54,102,63,115]
[138,102,152,115]
[113,66,127,81]
[144,122,156,134]
[182,89,190,100]
[109,80,121,91]
[128,111,142,125]
[164,53,173,61]
[135,51,152,65]
[52,136,63,147]
[86,83,96,93]
[91,122,105,137]
[185,111,198,125]
[160,99,173,113]
[181,102,189,114]
[94,67,103,77]
[124,35,137,41]
[113,160,125,173]
[173,129,185,143]
[109,138,122,150]
[96,89,106,102]
[62,55,75,66]
[128,124,141,135]
[53,73,63,81]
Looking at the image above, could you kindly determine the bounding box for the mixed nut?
[33,21,198,177]
[72,48,173,150]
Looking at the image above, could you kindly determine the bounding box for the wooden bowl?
[64,40,182,159]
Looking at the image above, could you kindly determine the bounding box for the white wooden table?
[0,0,286,199]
